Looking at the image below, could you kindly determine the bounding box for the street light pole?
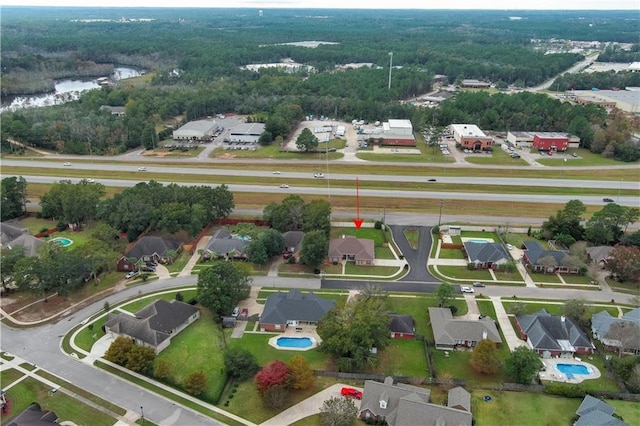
[388,52,393,90]
[438,200,443,227]
[140,406,144,423]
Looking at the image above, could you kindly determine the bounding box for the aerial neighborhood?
[1,6,639,426]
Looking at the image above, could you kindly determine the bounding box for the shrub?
[374,221,382,229]
[56,220,67,231]
[544,383,586,398]
[175,292,184,302]
[39,227,50,234]
[187,298,198,305]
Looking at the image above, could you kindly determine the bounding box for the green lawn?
[472,390,581,426]
[430,347,507,385]
[536,149,639,167]
[154,308,226,404]
[370,338,428,377]
[491,270,526,283]
[344,263,401,277]
[465,149,528,166]
[402,228,420,249]
[438,249,465,259]
[387,295,468,340]
[434,265,493,280]
[374,245,396,259]
[331,227,386,244]
[3,378,117,426]
[165,251,192,273]
[608,399,640,425]
[560,274,597,284]
[225,332,330,370]
[75,316,107,351]
[1,368,23,387]
[531,273,563,283]
[119,289,197,313]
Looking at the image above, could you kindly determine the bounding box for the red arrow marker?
[353,177,363,229]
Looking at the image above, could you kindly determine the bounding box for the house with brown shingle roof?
[359,377,472,426]
[328,236,374,265]
[105,299,199,353]
[429,307,501,350]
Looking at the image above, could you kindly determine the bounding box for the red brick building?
[532,133,569,152]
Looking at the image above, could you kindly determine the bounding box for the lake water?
[1,67,144,113]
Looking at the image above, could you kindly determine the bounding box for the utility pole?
[388,52,393,90]
[438,200,444,227]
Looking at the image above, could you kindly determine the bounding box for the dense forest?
[1,7,638,160]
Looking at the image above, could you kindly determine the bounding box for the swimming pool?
[468,239,489,244]
[276,337,314,349]
[50,237,74,247]
[557,363,590,375]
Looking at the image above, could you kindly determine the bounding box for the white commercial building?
[229,123,266,144]
[173,120,218,141]
[384,119,413,136]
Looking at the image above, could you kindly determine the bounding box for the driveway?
[388,225,439,283]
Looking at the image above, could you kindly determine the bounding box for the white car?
[63,162,72,166]
[125,271,138,279]
[279,184,290,189]
[314,173,325,178]
[85,178,96,183]
[137,167,147,171]
[272,171,281,174]
[506,244,515,250]
[461,286,475,293]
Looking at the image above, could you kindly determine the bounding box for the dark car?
[603,198,614,203]
[141,266,156,272]
[428,178,437,182]
[473,281,485,287]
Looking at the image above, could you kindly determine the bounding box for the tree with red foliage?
[608,245,640,284]
[255,360,291,395]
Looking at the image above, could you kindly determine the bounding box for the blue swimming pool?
[557,363,590,375]
[276,337,313,349]
[50,237,74,247]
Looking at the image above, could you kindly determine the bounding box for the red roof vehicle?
[341,387,363,400]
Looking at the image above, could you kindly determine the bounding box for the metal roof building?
[172,120,218,140]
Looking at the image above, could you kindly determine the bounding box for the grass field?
[434,265,494,281]
[370,338,428,377]
[2,378,117,426]
[472,390,582,426]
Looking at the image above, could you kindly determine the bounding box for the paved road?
[388,225,439,282]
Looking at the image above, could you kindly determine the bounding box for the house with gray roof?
[522,240,579,274]
[117,236,182,271]
[591,308,640,355]
[463,241,510,270]
[359,376,472,426]
[586,246,614,269]
[283,230,304,255]
[328,236,375,265]
[202,229,250,261]
[105,299,200,353]
[514,309,594,357]
[259,289,335,332]
[574,395,628,426]
[389,314,415,339]
[0,222,44,257]
[429,307,501,350]
[6,402,58,426]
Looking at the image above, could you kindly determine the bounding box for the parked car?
[283,252,292,260]
[460,286,475,293]
[341,387,363,400]
[240,308,249,319]
[473,281,485,287]
[603,198,614,203]
[506,244,515,250]
[232,307,240,317]
[125,271,138,279]
[571,153,578,157]
[141,266,156,272]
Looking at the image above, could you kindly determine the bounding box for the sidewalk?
[178,236,212,277]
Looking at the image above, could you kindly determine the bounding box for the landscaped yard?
[119,288,197,313]
[433,265,493,281]
[472,390,581,426]
[370,338,428,377]
[386,295,468,340]
[429,346,508,386]
[560,274,596,284]
[344,263,401,277]
[154,308,226,404]
[438,248,465,259]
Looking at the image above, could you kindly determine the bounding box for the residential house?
[586,246,614,269]
[104,299,200,353]
[463,241,510,270]
[283,230,304,256]
[591,308,640,355]
[259,289,335,332]
[574,395,628,426]
[514,309,595,357]
[389,314,415,339]
[117,236,182,271]
[429,307,501,350]
[5,402,58,426]
[201,229,250,261]
[522,240,580,274]
[359,376,472,426]
[99,105,126,116]
[0,221,44,257]
[328,236,375,265]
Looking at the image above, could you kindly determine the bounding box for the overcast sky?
[0,0,638,10]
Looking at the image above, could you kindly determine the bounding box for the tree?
[184,371,207,395]
[126,344,156,375]
[104,336,134,366]
[262,384,289,409]
[471,339,501,374]
[542,200,586,241]
[224,347,259,380]
[317,292,390,372]
[302,199,332,237]
[0,246,26,290]
[320,396,358,426]
[288,355,314,390]
[436,282,454,308]
[154,359,174,380]
[299,230,329,270]
[504,347,542,385]
[605,322,640,358]
[263,195,305,232]
[608,245,640,283]
[1,176,27,221]
[563,299,590,329]
[296,128,319,152]
[40,179,105,229]
[255,360,291,395]
[197,261,252,317]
